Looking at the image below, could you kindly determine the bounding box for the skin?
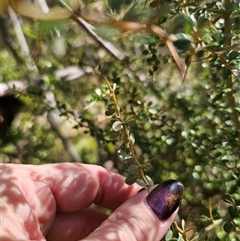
[0,163,178,241]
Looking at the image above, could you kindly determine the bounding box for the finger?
[46,207,108,241]
[4,163,140,238]
[0,166,46,241]
[34,163,141,211]
[83,180,184,241]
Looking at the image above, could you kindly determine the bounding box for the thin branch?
[47,111,82,163]
[57,0,124,60]
[191,213,231,241]
[8,6,38,72]
[104,76,149,186]
[75,17,124,60]
[36,0,49,14]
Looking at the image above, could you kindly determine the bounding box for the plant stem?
[191,213,231,241]
[104,77,149,186]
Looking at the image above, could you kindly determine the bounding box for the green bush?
[0,0,239,240]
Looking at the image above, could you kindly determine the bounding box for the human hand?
[1,163,184,241]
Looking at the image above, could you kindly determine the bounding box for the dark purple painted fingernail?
[146,180,184,221]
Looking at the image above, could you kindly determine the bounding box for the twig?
[47,110,82,163]
[104,76,149,186]
[75,17,124,60]
[58,0,124,60]
[35,0,49,14]
[191,213,230,241]
[8,6,38,72]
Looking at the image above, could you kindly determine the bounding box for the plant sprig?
[104,76,154,188]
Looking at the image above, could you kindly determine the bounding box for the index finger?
[34,163,141,212]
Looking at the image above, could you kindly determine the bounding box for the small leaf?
[177,234,183,241]
[113,83,117,91]
[197,17,209,29]
[107,102,115,109]
[185,55,191,66]
[223,222,233,233]
[127,164,139,174]
[125,175,137,185]
[181,219,186,230]
[129,133,135,144]
[145,175,154,186]
[228,206,239,219]
[223,88,232,93]
[165,229,173,241]
[117,149,133,160]
[199,215,210,222]
[112,121,122,131]
[108,0,125,12]
[228,183,238,194]
[105,102,116,116]
[228,51,239,60]
[124,125,130,136]
[222,194,234,204]
[174,34,192,51]
[105,109,115,116]
[212,207,220,218]
[120,157,134,162]
[136,178,148,187]
[109,130,120,139]
[126,119,136,127]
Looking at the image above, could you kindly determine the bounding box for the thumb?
[83,180,184,241]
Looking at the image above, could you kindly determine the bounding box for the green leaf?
[228,184,238,194]
[127,164,139,174]
[223,222,233,233]
[136,178,148,187]
[165,229,173,241]
[197,17,209,29]
[181,219,186,230]
[108,0,125,12]
[199,215,210,222]
[112,83,117,91]
[129,133,135,144]
[95,25,120,41]
[177,234,183,241]
[34,21,61,39]
[228,206,239,219]
[174,33,192,51]
[228,51,239,61]
[222,194,234,204]
[145,175,154,186]
[222,68,231,79]
[123,5,150,21]
[185,55,191,66]
[109,130,120,139]
[126,119,136,127]
[125,175,137,185]
[117,149,133,160]
[105,109,115,116]
[112,121,122,131]
[162,13,194,34]
[105,102,116,116]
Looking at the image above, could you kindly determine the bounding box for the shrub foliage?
[0,0,240,240]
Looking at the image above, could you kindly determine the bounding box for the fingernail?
[145,180,184,221]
